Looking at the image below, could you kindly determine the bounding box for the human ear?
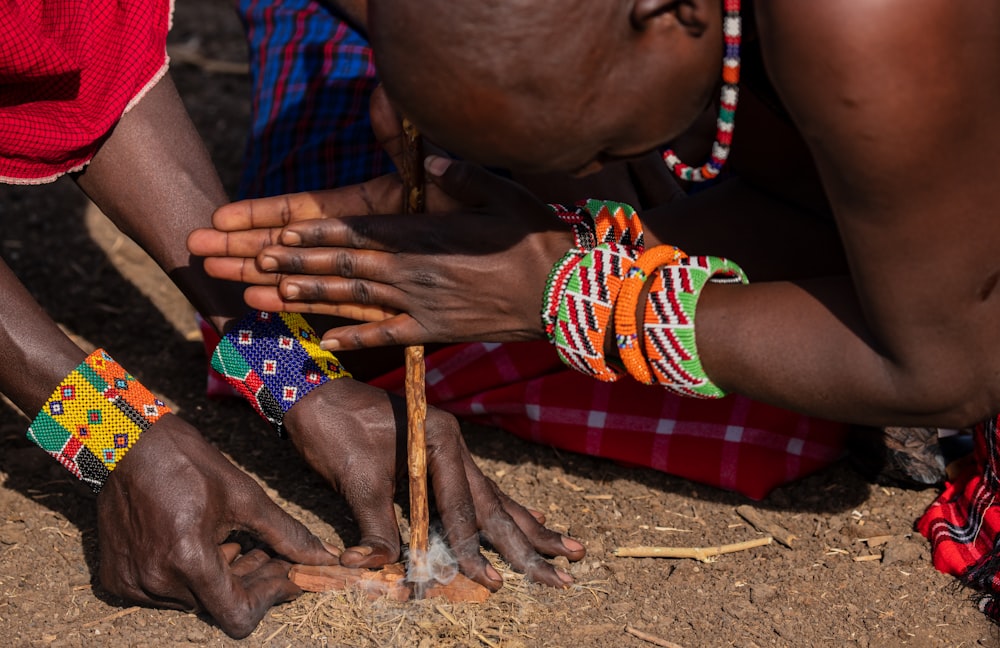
[631,0,712,36]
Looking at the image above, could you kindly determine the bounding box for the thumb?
[425,155,507,209]
[370,85,407,171]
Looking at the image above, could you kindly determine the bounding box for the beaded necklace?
[662,0,741,182]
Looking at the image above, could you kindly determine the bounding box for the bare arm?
[692,0,1000,426]
[73,73,247,333]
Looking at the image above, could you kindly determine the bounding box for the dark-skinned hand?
[282,377,585,588]
[96,413,339,639]
[188,92,577,351]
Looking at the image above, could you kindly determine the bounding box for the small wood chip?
[289,563,490,603]
[854,554,883,562]
[862,535,894,547]
[736,505,797,548]
[290,563,411,601]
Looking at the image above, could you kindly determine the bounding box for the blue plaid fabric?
[236,0,391,199]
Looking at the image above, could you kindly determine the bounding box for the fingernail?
[281,231,302,246]
[424,155,452,176]
[258,255,277,271]
[320,339,341,351]
[347,545,374,557]
[561,536,585,553]
[486,564,502,584]
[557,570,574,585]
[322,541,342,557]
[283,284,300,299]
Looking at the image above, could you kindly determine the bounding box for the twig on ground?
[614,536,773,562]
[624,624,686,648]
[736,505,797,548]
[82,606,141,629]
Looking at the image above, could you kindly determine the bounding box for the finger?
[242,286,399,322]
[192,555,301,639]
[424,156,514,210]
[229,547,271,577]
[424,415,503,591]
[257,245,401,281]
[240,491,340,568]
[338,487,403,569]
[319,315,427,351]
[465,468,580,586]
[221,542,243,565]
[527,508,546,525]
[370,86,407,172]
[275,273,407,311]
[212,192,328,232]
[280,210,421,253]
[188,226,283,259]
[203,256,282,285]
[494,488,585,561]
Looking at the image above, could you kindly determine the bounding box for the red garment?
[0,0,172,184]
[198,317,848,500]
[370,341,848,501]
[919,415,1000,620]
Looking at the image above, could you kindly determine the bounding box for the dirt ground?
[1,1,998,646]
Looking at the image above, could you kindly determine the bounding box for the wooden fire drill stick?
[400,119,429,571]
[287,122,490,603]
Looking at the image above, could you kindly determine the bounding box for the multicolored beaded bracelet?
[641,255,748,398]
[548,243,638,382]
[614,244,689,384]
[550,199,646,251]
[211,311,352,436]
[662,0,741,182]
[27,349,171,493]
[542,247,587,341]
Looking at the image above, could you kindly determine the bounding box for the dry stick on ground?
[624,625,686,648]
[613,536,773,561]
[400,119,430,586]
[735,504,797,548]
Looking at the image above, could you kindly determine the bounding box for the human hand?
[96,414,340,638]
[188,159,574,349]
[283,377,585,590]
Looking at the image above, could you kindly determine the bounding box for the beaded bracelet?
[628,254,748,398]
[614,244,689,384]
[26,349,171,493]
[541,247,587,341]
[548,242,638,382]
[549,200,646,251]
[210,311,352,436]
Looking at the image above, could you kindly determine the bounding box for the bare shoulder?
[755,0,1000,203]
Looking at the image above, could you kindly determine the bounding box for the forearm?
[0,258,87,414]
[634,179,987,427]
[639,176,847,281]
[73,73,246,334]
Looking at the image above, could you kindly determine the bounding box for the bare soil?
[1,2,997,646]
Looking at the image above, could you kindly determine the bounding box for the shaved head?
[370,0,723,173]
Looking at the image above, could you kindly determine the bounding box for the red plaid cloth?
[370,341,848,501]
[0,0,172,184]
[919,415,1000,620]
[200,315,847,500]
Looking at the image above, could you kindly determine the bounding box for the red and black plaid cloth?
[919,415,1000,620]
[0,0,172,184]
[369,340,848,501]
